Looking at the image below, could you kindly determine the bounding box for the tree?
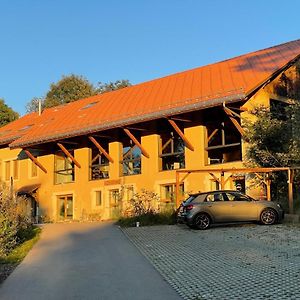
[44,74,97,108]
[26,76,132,112]
[97,79,131,94]
[25,97,45,114]
[0,99,19,127]
[245,67,300,209]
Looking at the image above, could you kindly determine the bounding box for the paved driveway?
[0,222,180,300]
[123,224,300,300]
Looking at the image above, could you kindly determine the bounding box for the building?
[1,39,300,221]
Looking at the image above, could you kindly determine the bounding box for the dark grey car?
[177,190,284,230]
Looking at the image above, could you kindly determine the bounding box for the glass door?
[58,195,73,220]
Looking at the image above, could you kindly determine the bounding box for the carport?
[175,167,300,213]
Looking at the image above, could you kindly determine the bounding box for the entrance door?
[109,189,121,219]
[58,195,73,220]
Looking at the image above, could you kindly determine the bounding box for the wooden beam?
[207,128,219,144]
[179,172,191,185]
[223,105,245,136]
[57,140,78,145]
[88,136,114,163]
[209,172,220,183]
[170,116,192,122]
[220,171,225,189]
[24,149,47,173]
[227,106,248,112]
[288,169,294,213]
[168,119,194,151]
[57,143,81,168]
[123,128,150,158]
[175,171,180,208]
[126,126,148,131]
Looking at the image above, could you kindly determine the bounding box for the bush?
[0,182,33,256]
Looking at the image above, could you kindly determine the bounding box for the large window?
[90,147,109,180]
[160,132,185,170]
[122,142,141,176]
[206,120,241,165]
[54,151,75,184]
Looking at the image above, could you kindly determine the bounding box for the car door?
[204,192,233,222]
[224,192,258,221]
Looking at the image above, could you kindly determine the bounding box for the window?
[4,161,10,181]
[13,160,19,180]
[54,151,75,184]
[160,131,185,170]
[232,177,245,193]
[90,147,109,180]
[95,191,102,206]
[206,120,242,165]
[161,183,184,202]
[122,142,141,176]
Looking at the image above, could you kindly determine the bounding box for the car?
[177,190,284,230]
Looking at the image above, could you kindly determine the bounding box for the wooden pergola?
[175,167,300,213]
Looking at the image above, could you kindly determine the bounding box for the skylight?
[80,102,98,110]
[19,124,33,131]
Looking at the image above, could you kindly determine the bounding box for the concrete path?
[0,223,181,300]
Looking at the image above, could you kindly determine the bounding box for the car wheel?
[260,208,277,225]
[194,213,211,230]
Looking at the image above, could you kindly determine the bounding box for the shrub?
[128,189,160,217]
[0,182,33,256]
[118,189,177,227]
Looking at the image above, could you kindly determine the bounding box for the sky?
[0,0,299,116]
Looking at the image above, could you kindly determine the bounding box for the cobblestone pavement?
[122,224,300,300]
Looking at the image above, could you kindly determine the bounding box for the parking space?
[122,223,300,300]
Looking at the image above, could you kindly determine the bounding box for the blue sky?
[0,0,299,115]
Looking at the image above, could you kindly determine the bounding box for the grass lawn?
[0,226,41,284]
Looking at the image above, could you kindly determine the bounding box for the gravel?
[122,223,300,300]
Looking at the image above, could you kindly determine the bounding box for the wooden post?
[266,180,271,201]
[57,143,81,168]
[288,169,294,214]
[220,171,225,189]
[175,171,180,208]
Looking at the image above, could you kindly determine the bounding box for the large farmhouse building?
[1,39,300,221]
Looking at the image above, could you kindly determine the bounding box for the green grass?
[0,226,41,283]
[118,211,177,227]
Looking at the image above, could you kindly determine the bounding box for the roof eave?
[245,54,300,100]
[10,93,246,149]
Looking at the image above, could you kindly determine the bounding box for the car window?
[206,194,214,202]
[206,193,225,202]
[225,192,252,201]
[184,195,196,204]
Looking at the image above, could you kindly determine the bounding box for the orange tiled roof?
[5,38,300,149]
[0,112,39,146]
